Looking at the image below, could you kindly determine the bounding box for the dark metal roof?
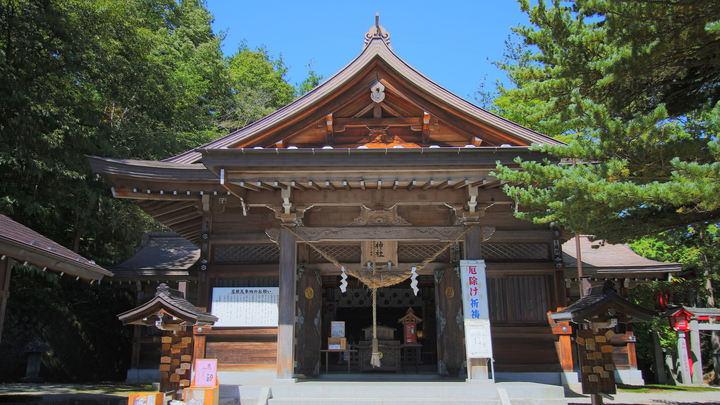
[550,280,657,324]
[110,232,199,279]
[563,236,681,274]
[0,214,112,281]
[118,283,217,326]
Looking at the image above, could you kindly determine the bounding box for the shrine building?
[89,20,677,387]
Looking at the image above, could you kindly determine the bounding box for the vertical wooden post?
[276,227,297,381]
[0,256,12,344]
[464,225,490,381]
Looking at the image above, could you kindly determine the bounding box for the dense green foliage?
[0,0,322,382]
[0,0,228,263]
[0,0,321,264]
[489,0,720,243]
[484,0,720,382]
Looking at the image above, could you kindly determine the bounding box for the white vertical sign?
[460,260,493,359]
[460,260,489,320]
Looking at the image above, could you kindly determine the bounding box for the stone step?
[268,398,501,405]
[262,382,566,405]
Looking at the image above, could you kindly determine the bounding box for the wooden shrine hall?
[88,20,672,386]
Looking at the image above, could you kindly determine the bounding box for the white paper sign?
[465,319,493,358]
[211,287,279,327]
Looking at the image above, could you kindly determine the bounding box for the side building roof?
[109,232,199,281]
[0,214,112,282]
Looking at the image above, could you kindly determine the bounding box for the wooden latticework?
[213,244,280,263]
[482,243,549,260]
[312,244,361,263]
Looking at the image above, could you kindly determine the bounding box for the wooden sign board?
[576,329,617,395]
[464,319,493,358]
[211,287,279,327]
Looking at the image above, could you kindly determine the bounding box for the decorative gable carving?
[348,205,411,226]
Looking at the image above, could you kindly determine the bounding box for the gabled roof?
[550,280,657,324]
[167,24,563,164]
[88,23,566,245]
[110,232,199,280]
[0,214,113,281]
[563,236,681,275]
[118,283,217,327]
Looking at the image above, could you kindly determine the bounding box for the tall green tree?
[487,0,720,382]
[491,0,720,243]
[217,43,296,130]
[0,0,230,264]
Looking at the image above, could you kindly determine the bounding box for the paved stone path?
[1,383,718,404]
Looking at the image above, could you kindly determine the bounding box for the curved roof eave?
[87,155,218,182]
[166,38,563,165]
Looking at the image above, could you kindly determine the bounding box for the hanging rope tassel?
[370,287,382,368]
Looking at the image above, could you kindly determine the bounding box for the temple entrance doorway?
[321,278,438,375]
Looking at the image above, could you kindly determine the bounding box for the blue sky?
[204,1,532,103]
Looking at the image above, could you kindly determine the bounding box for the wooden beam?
[353,102,375,118]
[325,114,334,145]
[475,179,506,189]
[407,180,416,191]
[422,112,431,144]
[373,103,382,119]
[256,182,276,191]
[335,117,423,127]
[291,181,306,191]
[377,180,382,190]
[422,180,434,190]
[343,180,351,191]
[437,180,452,190]
[325,181,336,191]
[453,180,469,189]
[392,180,399,190]
[379,102,401,117]
[111,187,198,201]
[360,180,366,190]
[278,226,491,242]
[239,181,262,192]
[307,181,322,191]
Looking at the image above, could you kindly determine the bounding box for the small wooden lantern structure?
[662,307,693,332]
[118,283,217,398]
[398,307,422,344]
[550,280,656,404]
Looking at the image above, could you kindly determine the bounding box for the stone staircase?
[220,377,567,405]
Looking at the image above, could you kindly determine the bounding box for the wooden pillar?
[0,256,12,344]
[276,227,297,381]
[689,320,703,384]
[464,224,482,260]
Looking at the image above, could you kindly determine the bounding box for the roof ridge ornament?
[364,12,392,50]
